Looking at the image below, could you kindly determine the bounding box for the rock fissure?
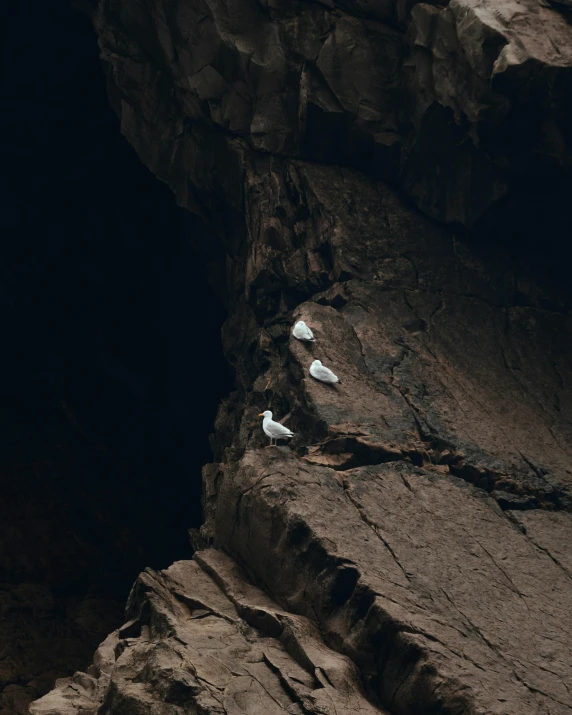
[338,477,414,585]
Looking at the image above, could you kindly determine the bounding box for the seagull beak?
[258,413,264,417]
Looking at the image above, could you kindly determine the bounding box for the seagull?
[292,320,315,342]
[259,411,295,446]
[309,359,339,384]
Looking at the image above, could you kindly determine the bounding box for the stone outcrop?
[92,0,572,231]
[32,0,572,713]
[30,551,385,715]
[402,0,572,224]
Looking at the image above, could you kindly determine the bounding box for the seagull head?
[312,360,322,366]
[259,410,273,419]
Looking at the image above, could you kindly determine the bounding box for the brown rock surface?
[32,0,572,713]
[402,0,572,223]
[94,0,572,227]
[206,451,572,713]
[30,551,384,715]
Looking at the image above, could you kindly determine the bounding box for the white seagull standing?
[309,359,339,384]
[259,410,295,446]
[292,320,315,342]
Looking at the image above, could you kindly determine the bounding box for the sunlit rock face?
[31,0,572,714]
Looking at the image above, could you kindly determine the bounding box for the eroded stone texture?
[30,551,385,715]
[206,451,572,714]
[401,0,572,223]
[221,161,572,508]
[32,0,572,713]
[34,162,572,713]
[95,0,572,227]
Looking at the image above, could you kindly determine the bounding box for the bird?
[309,359,339,384]
[259,410,295,446]
[292,320,315,342]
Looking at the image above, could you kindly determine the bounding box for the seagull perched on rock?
[292,320,315,342]
[309,359,339,384]
[259,411,295,446]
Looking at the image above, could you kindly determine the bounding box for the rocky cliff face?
[32,0,572,713]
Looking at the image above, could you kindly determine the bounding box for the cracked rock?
[32,0,572,713]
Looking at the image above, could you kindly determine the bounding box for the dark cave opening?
[0,0,232,704]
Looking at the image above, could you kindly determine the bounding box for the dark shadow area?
[0,0,232,709]
[472,175,572,310]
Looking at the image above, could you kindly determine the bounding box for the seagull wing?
[266,419,295,437]
[313,365,338,382]
[293,322,314,340]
